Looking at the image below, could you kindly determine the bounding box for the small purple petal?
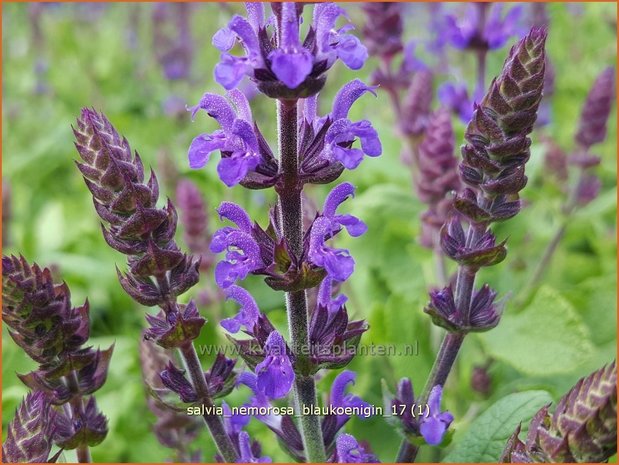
[335,434,378,463]
[323,182,356,217]
[228,15,260,57]
[255,331,294,399]
[217,153,259,187]
[227,88,253,122]
[221,285,260,333]
[231,118,260,154]
[245,2,265,31]
[317,276,348,312]
[337,214,367,237]
[269,49,314,89]
[215,54,252,91]
[419,385,454,446]
[332,80,377,121]
[191,93,236,130]
[213,27,236,51]
[188,132,227,169]
[217,202,253,233]
[335,34,368,70]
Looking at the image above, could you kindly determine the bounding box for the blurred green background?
[2,2,617,462]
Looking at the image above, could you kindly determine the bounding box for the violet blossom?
[255,331,295,399]
[333,434,379,463]
[441,3,525,51]
[212,3,368,98]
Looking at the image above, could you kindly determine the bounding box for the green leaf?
[479,286,594,375]
[563,273,617,346]
[443,390,552,463]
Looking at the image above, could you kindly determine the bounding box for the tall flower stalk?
[190,3,379,461]
[395,28,547,462]
[73,109,239,462]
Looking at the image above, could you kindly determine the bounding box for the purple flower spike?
[576,67,615,150]
[222,285,260,333]
[330,371,370,428]
[237,431,272,463]
[419,385,454,446]
[255,331,295,399]
[361,3,404,61]
[334,434,379,463]
[2,392,56,463]
[309,217,355,282]
[323,182,367,237]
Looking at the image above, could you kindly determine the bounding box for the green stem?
[277,99,326,462]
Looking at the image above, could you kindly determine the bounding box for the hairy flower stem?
[396,332,465,462]
[277,99,327,462]
[155,276,238,462]
[398,217,486,462]
[178,343,238,462]
[66,372,92,463]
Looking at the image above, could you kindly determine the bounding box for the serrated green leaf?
[479,286,594,375]
[443,390,552,463]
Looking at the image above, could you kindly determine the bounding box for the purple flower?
[324,81,382,169]
[329,371,370,429]
[222,400,250,437]
[419,385,454,446]
[441,3,524,51]
[221,285,260,333]
[268,3,313,89]
[317,276,348,312]
[402,41,429,73]
[438,82,474,122]
[255,331,295,399]
[484,4,525,49]
[309,217,355,282]
[334,434,379,463]
[322,182,368,237]
[212,3,367,98]
[237,372,284,432]
[211,202,264,288]
[237,431,272,463]
[307,182,366,282]
[188,90,260,187]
